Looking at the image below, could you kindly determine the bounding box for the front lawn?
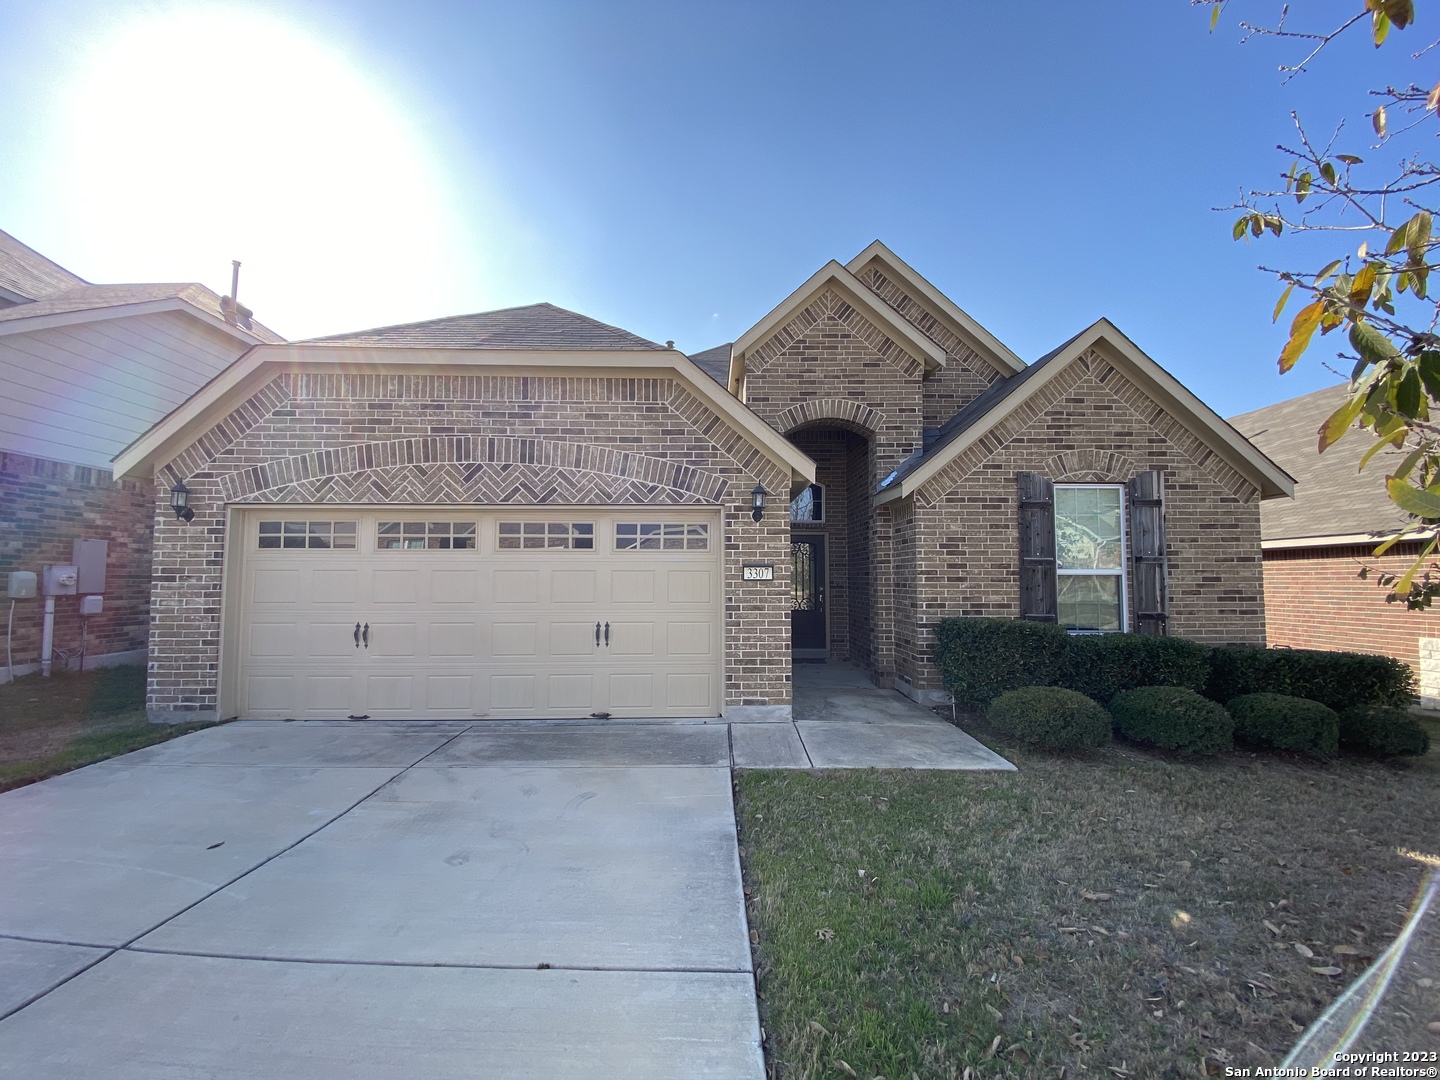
[737,730,1440,1079]
[0,666,217,792]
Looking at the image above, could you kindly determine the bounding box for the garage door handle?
[362,623,370,648]
[354,622,361,648]
[604,622,610,647]
[595,621,601,647]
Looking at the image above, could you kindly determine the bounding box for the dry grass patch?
[737,727,1440,1079]
[0,666,216,791]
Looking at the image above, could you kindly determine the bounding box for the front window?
[790,484,824,523]
[1054,485,1126,632]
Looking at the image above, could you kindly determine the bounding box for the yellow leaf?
[1429,79,1440,112]
[1279,301,1324,372]
[1319,394,1366,451]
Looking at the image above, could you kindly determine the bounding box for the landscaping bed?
[737,725,1440,1079]
[0,666,216,792]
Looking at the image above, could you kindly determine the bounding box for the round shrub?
[1109,686,1234,755]
[1227,693,1339,757]
[986,687,1112,751]
[1337,704,1431,756]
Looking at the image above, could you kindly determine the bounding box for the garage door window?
[497,522,595,550]
[615,522,709,551]
[257,520,357,550]
[377,521,477,550]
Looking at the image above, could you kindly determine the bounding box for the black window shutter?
[1017,471,1057,622]
[1128,470,1167,635]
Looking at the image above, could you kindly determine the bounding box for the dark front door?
[791,536,827,653]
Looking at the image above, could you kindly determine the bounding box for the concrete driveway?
[0,721,762,1079]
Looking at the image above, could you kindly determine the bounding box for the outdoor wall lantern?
[750,483,767,523]
[169,481,195,523]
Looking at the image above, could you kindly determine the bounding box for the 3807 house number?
[742,564,774,581]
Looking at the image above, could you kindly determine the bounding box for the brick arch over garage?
[216,436,731,505]
[775,398,881,438]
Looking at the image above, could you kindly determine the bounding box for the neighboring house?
[1231,383,1440,706]
[0,229,282,681]
[114,240,1292,723]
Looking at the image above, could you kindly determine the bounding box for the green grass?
[0,665,217,792]
[737,734,1440,1079]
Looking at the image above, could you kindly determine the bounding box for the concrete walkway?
[0,665,1009,1078]
[733,661,1016,771]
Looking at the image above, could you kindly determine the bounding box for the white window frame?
[1053,483,1128,634]
[789,483,825,524]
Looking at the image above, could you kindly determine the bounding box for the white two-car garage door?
[231,509,722,720]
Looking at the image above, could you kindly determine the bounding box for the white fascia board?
[845,240,1026,376]
[1261,530,1422,550]
[0,298,269,347]
[113,344,817,487]
[875,320,1297,505]
[729,260,947,395]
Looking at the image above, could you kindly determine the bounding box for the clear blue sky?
[0,0,1408,416]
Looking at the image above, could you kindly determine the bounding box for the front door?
[791,535,827,655]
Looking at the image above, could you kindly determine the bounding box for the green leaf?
[1380,0,1415,31]
[1233,216,1248,241]
[1416,265,1430,300]
[1387,218,1411,255]
[1319,393,1367,451]
[1374,106,1388,138]
[1266,215,1283,237]
[1286,159,1298,193]
[1387,476,1440,518]
[1359,430,1410,472]
[1280,300,1324,373]
[1349,321,1400,370]
[1407,210,1432,266]
[1296,172,1313,203]
[1315,259,1343,286]
[1374,9,1391,46]
[1320,161,1337,185]
[1250,214,1263,238]
[1210,2,1220,31]
[1418,352,1440,400]
[1338,154,1364,166]
[1398,368,1424,418]
[1272,283,1295,323]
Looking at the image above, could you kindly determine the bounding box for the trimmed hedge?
[1338,705,1432,757]
[1205,646,1415,712]
[935,618,1072,708]
[986,687,1112,751]
[1109,686,1234,755]
[1228,693,1340,757]
[1067,634,1210,703]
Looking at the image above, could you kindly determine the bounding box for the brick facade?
[148,369,794,720]
[900,347,1266,695]
[0,451,151,678]
[1262,543,1440,705]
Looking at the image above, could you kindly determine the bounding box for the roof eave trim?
[875,320,1297,504]
[729,260,947,395]
[1261,529,1421,550]
[845,240,1026,376]
[0,297,271,345]
[112,345,817,487]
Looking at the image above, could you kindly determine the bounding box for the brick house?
[114,241,1292,723]
[0,230,281,681]
[1231,383,1440,707]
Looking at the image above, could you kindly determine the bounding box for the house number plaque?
[742,563,775,581]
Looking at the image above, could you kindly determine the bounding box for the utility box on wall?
[6,571,37,599]
[73,538,107,595]
[42,565,78,596]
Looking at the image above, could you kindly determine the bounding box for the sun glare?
[47,6,484,338]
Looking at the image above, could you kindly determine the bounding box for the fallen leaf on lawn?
[816,927,835,941]
[1059,926,1083,933]
[749,929,759,944]
[1006,1044,1031,1063]
[808,1020,831,1037]
[831,1059,857,1077]
[1310,966,1342,976]
[1332,944,1361,956]
[1108,1063,1134,1077]
[985,1003,1004,1021]
[1081,890,1113,902]
[1292,942,1313,958]
[1069,1031,1092,1051]
[1263,920,1281,936]
[984,1035,1003,1059]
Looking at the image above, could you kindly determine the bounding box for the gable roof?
[303,303,663,351]
[845,240,1026,377]
[728,260,948,394]
[0,281,285,343]
[113,309,816,489]
[687,343,732,386]
[0,229,87,302]
[1229,382,1408,545]
[875,318,1295,504]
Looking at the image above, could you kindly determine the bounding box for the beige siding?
[0,311,249,468]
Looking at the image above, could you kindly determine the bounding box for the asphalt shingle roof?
[0,281,285,343]
[687,343,732,385]
[304,303,664,351]
[0,229,87,301]
[1229,382,1407,542]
